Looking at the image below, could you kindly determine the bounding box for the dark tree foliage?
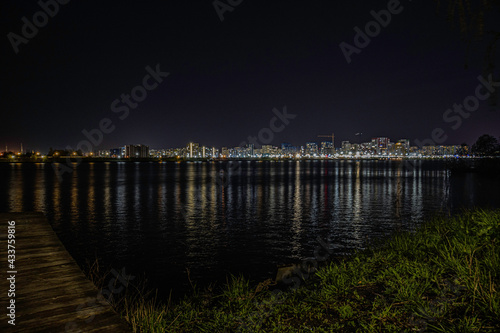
[435,0,500,106]
[472,134,499,156]
[436,0,499,67]
[47,149,77,157]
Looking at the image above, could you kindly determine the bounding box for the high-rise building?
[281,142,297,156]
[248,144,255,156]
[372,137,390,148]
[211,147,219,158]
[360,142,372,154]
[398,139,410,150]
[320,141,335,155]
[372,137,390,155]
[421,145,436,156]
[233,146,247,157]
[124,144,149,158]
[341,141,352,154]
[187,142,200,158]
[261,145,273,156]
[389,139,410,156]
[442,146,458,156]
[305,142,319,156]
[110,148,123,158]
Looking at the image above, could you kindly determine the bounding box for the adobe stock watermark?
[339,0,407,64]
[178,106,296,221]
[213,0,243,22]
[52,64,169,181]
[401,73,499,172]
[414,74,499,148]
[65,267,135,332]
[216,106,296,187]
[7,0,71,54]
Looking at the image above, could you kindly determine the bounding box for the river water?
[1,160,498,298]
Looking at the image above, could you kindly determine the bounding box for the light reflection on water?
[0,160,498,299]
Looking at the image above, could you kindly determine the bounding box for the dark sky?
[2,0,499,152]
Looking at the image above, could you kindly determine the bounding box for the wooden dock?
[0,213,131,332]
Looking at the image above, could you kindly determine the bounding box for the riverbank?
[1,156,495,163]
[95,209,499,332]
[2,157,499,176]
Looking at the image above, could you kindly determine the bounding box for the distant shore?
[1,156,497,163]
[2,157,499,175]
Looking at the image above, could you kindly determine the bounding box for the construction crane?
[318,133,335,147]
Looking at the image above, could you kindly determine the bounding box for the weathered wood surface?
[0,213,131,332]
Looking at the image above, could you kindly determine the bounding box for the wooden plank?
[14,260,76,273]
[16,292,109,313]
[0,213,131,332]
[15,279,100,301]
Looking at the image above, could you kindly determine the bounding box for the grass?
[88,209,500,332]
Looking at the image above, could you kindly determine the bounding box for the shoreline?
[1,156,496,163]
[92,209,500,331]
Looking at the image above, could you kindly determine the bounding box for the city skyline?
[2,2,500,332]
[3,133,484,159]
[2,1,499,152]
[1,132,484,155]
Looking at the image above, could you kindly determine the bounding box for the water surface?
[1,160,498,298]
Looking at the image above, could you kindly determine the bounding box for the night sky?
[2,0,499,153]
